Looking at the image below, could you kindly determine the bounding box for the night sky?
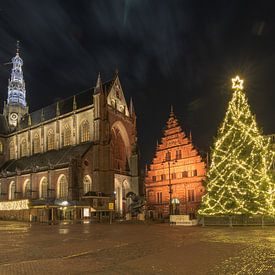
[0,0,274,167]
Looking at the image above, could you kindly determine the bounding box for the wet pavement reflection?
[0,221,274,274]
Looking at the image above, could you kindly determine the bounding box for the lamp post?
[162,151,176,216]
[167,161,172,216]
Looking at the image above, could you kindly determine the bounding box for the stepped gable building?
[0,47,139,222]
[145,108,206,219]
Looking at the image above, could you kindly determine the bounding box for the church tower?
[3,42,28,128]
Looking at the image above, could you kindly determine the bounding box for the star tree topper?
[232,75,244,90]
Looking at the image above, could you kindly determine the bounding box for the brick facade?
[145,109,206,219]
[0,68,139,222]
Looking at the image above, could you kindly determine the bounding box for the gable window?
[156,192,162,204]
[80,120,90,143]
[188,190,195,202]
[182,171,188,178]
[191,169,197,177]
[176,150,182,159]
[47,129,55,151]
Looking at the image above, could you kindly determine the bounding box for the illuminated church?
[145,109,206,219]
[0,46,139,222]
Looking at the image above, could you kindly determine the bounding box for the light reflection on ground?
[0,221,274,274]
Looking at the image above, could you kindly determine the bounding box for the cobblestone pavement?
[0,221,274,274]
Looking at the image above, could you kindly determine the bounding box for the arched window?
[0,141,3,154]
[63,125,71,147]
[58,175,68,199]
[9,141,15,159]
[9,181,16,200]
[110,128,127,171]
[83,175,92,195]
[33,133,40,154]
[80,120,90,143]
[23,179,31,198]
[21,138,27,157]
[47,129,55,151]
[40,177,48,199]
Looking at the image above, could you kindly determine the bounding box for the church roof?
[17,78,113,130]
[0,115,10,135]
[0,142,92,175]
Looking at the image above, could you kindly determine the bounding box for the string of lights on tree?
[198,76,275,217]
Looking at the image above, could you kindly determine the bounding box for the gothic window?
[40,177,48,199]
[23,179,31,198]
[80,120,90,143]
[58,175,68,199]
[47,129,55,151]
[83,175,92,195]
[9,141,15,159]
[33,133,40,154]
[9,181,16,200]
[21,139,27,157]
[188,189,195,202]
[0,141,3,154]
[176,150,182,159]
[63,124,71,147]
[110,128,127,172]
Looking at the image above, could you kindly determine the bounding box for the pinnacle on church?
[189,131,192,142]
[56,101,60,116]
[166,106,180,130]
[73,95,77,110]
[129,97,136,117]
[94,72,103,94]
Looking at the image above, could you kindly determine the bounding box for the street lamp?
[162,151,177,216]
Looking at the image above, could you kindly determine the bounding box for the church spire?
[129,97,136,118]
[7,41,27,107]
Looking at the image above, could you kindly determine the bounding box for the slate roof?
[0,142,92,174]
[16,78,114,131]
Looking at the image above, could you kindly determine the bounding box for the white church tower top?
[4,41,28,128]
[7,41,27,107]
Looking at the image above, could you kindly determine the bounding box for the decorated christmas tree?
[199,76,274,217]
